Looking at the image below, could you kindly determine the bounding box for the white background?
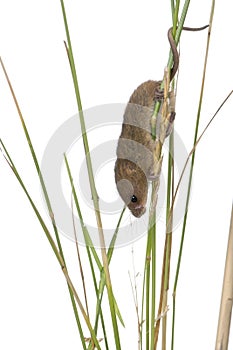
[0,0,233,349]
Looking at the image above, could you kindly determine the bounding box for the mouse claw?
[154,81,164,101]
[154,88,164,101]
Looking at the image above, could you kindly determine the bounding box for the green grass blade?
[65,154,112,348]
[0,139,64,266]
[65,153,125,346]
[0,139,103,350]
[173,0,215,306]
[64,154,102,269]
[171,0,180,25]
[171,2,216,349]
[160,129,174,349]
[92,209,126,335]
[60,2,122,347]
[71,199,90,318]
[0,57,89,347]
[65,151,124,325]
[150,219,156,350]
[146,254,151,350]
[143,1,193,348]
[146,228,152,350]
[0,58,64,257]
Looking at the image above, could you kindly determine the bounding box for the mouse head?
[115,159,148,218]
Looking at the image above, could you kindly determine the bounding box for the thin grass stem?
[71,199,90,318]
[0,57,89,348]
[171,3,216,348]
[173,0,215,299]
[144,1,195,348]
[0,139,101,350]
[215,204,233,350]
[151,0,191,138]
[60,2,122,347]
[92,209,126,335]
[64,154,112,348]
[150,219,156,350]
[65,154,125,341]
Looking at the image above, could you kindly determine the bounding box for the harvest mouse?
[115,26,208,217]
[114,80,168,218]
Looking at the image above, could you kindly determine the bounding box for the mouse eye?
[131,195,138,203]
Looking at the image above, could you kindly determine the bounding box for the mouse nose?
[132,205,146,218]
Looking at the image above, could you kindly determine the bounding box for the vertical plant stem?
[148,0,194,347]
[92,208,126,338]
[150,203,156,350]
[161,120,174,350]
[146,261,151,350]
[64,155,102,270]
[71,199,90,318]
[145,231,152,350]
[0,57,87,347]
[141,177,159,350]
[173,0,215,307]
[60,2,121,347]
[65,153,125,329]
[215,204,233,350]
[65,155,124,349]
[171,0,180,25]
[151,0,191,138]
[0,140,101,350]
[171,1,215,349]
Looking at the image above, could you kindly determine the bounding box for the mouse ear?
[116,178,134,205]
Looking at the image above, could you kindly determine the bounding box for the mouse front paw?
[154,88,164,101]
[153,81,164,101]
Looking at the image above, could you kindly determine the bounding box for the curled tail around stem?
[168,25,209,81]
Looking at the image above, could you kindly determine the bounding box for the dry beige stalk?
[215,204,233,350]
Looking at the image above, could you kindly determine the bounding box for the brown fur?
[115,80,161,217]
